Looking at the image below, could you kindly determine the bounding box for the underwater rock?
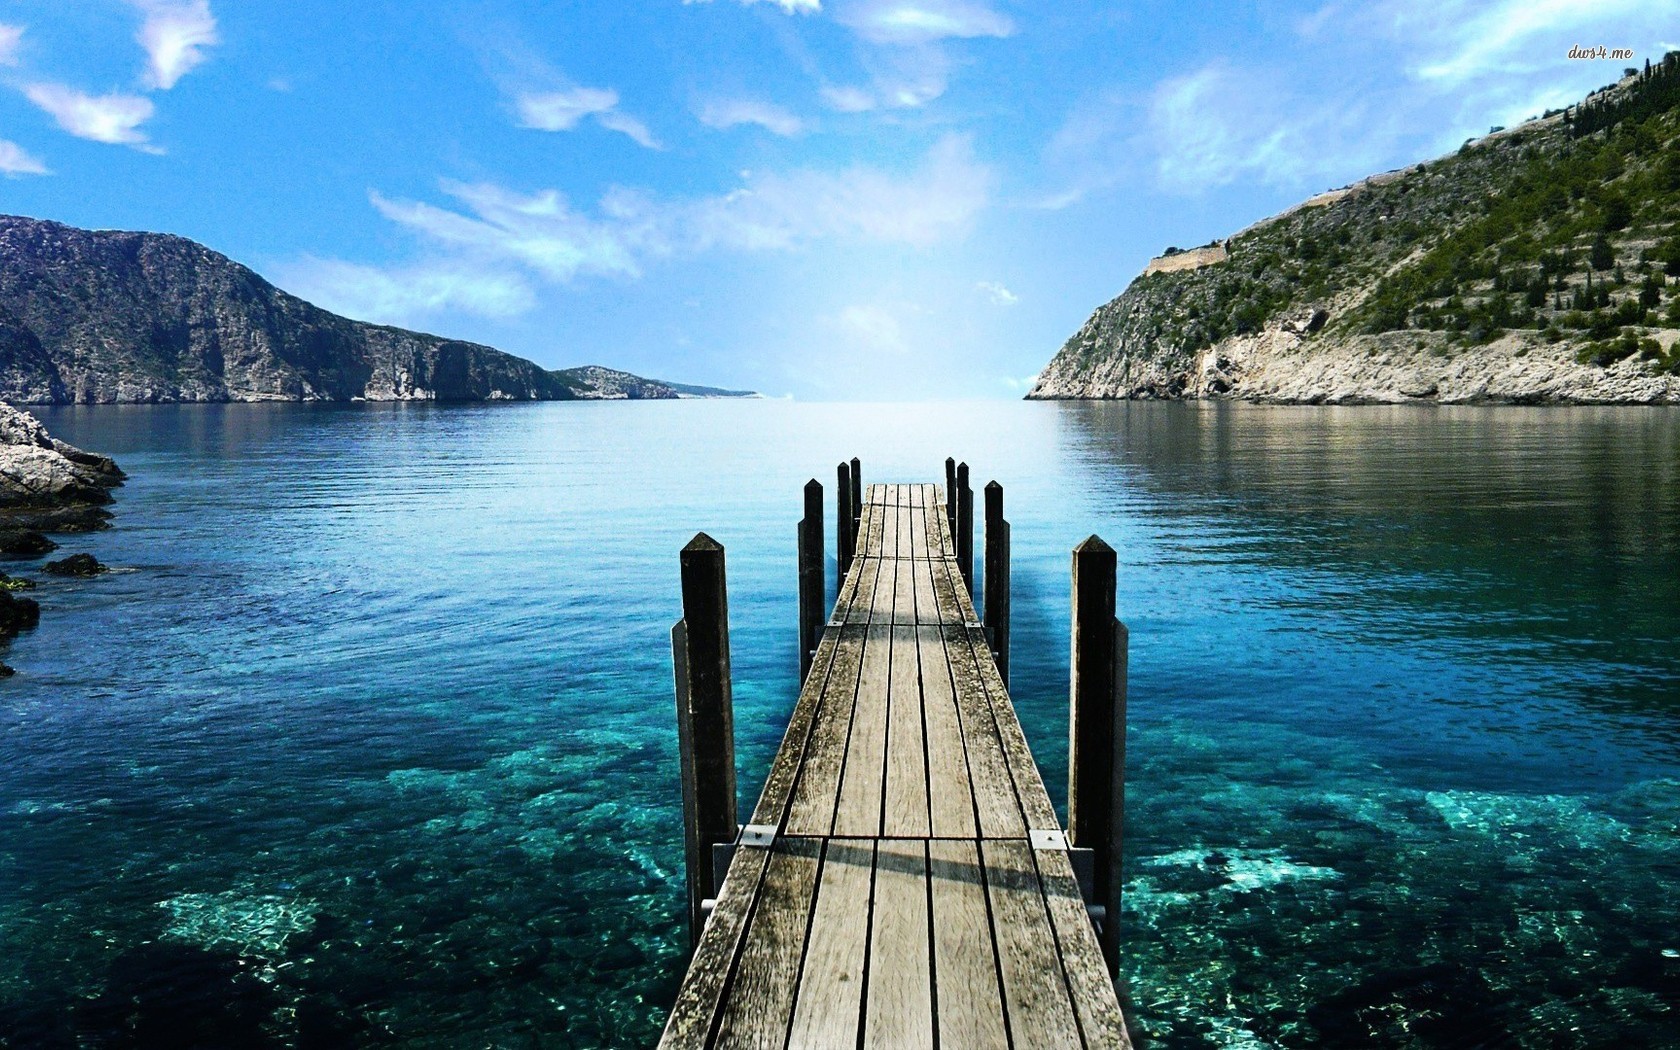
[43,553,106,577]
[0,590,39,639]
[77,943,279,1048]
[0,527,56,557]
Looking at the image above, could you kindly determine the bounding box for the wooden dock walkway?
[661,482,1132,1048]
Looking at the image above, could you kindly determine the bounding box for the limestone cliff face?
[0,215,573,404]
[1031,59,1680,404]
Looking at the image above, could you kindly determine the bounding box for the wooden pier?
[663,472,1131,1048]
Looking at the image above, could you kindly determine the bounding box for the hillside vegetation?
[1031,54,1680,403]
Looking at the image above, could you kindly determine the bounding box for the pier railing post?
[797,479,824,681]
[944,457,958,541]
[850,456,863,547]
[983,481,1010,686]
[957,462,974,594]
[837,461,854,580]
[1068,535,1127,976]
[673,533,738,952]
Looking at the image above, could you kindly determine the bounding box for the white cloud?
[976,280,1016,305]
[273,257,536,327]
[1145,64,1385,193]
[514,86,662,149]
[821,85,877,112]
[320,135,994,321]
[131,0,218,90]
[1408,0,1647,86]
[596,109,662,149]
[836,0,1014,45]
[683,0,822,13]
[370,182,655,281]
[23,83,158,150]
[697,97,804,135]
[690,133,994,250]
[0,139,49,176]
[0,23,23,66]
[515,87,618,130]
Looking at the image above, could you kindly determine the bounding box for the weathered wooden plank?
[880,492,900,561]
[833,623,892,837]
[835,556,883,624]
[892,518,918,625]
[959,625,1061,831]
[895,499,913,560]
[785,625,867,836]
[864,839,934,1049]
[939,622,1026,839]
[981,839,1084,1049]
[917,626,977,839]
[928,839,1009,1049]
[714,838,825,1049]
[1034,845,1132,1049]
[787,840,875,1048]
[910,530,939,625]
[748,628,845,829]
[883,626,930,838]
[658,845,772,1049]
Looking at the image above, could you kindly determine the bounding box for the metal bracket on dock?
[1029,828,1069,851]
[707,824,778,900]
[739,824,777,847]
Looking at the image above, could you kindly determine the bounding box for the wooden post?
[944,457,957,540]
[797,479,824,681]
[836,461,853,580]
[849,456,862,547]
[1068,535,1127,976]
[956,462,973,594]
[674,533,738,951]
[983,481,1010,686]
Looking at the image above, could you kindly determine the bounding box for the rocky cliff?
[0,216,757,404]
[1032,56,1680,404]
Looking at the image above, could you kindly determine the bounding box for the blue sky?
[0,1,1676,398]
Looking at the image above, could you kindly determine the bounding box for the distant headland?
[0,215,755,405]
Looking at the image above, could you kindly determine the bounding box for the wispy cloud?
[514,86,662,149]
[23,83,158,151]
[298,134,994,325]
[976,280,1016,305]
[819,0,1011,110]
[683,0,822,13]
[370,182,654,281]
[0,139,49,176]
[696,97,805,135]
[1405,0,1647,86]
[273,257,536,327]
[835,0,1014,45]
[130,0,218,90]
[0,23,23,66]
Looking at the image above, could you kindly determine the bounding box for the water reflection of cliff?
[1053,400,1680,725]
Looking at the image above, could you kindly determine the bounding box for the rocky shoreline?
[1,400,123,675]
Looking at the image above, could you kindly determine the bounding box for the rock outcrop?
[1031,57,1680,404]
[0,215,576,404]
[1,400,123,531]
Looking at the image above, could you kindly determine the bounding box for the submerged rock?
[43,553,105,577]
[0,571,33,591]
[0,528,56,556]
[0,591,39,639]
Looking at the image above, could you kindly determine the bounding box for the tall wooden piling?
[797,479,824,681]
[836,462,854,579]
[849,457,862,546]
[1067,535,1127,976]
[956,462,974,593]
[673,533,738,950]
[944,457,957,539]
[983,480,1010,685]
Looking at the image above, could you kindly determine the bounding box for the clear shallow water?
[2,400,1677,1048]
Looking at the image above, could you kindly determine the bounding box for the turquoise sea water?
[2,400,1678,1048]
